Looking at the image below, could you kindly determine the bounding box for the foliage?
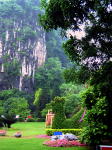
[71,108,86,129]
[33,88,42,106]
[40,0,112,89]
[46,129,82,136]
[40,0,112,145]
[60,83,85,117]
[52,96,65,129]
[64,96,80,117]
[34,57,64,116]
[62,108,86,129]
[42,82,85,120]
[37,118,45,122]
[0,89,30,127]
[41,103,52,117]
[80,62,112,145]
[40,0,112,70]
[46,31,69,67]
[0,101,4,115]
[26,118,38,122]
[21,26,37,41]
[0,89,33,109]
[61,119,73,129]
[64,65,91,84]
[17,117,25,122]
[0,0,70,122]
[3,97,30,118]
[0,0,69,95]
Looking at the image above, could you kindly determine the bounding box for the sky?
[67,25,85,39]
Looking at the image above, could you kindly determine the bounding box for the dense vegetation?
[46,31,69,67]
[34,57,65,117]
[0,0,84,130]
[1,0,111,147]
[0,1,68,116]
[0,89,30,127]
[40,0,112,145]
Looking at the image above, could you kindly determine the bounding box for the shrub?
[62,108,86,129]
[0,117,3,127]
[71,108,86,128]
[37,118,45,122]
[17,117,25,122]
[52,97,65,129]
[46,129,82,136]
[62,119,73,129]
[27,118,37,122]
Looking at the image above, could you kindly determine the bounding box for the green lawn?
[5,122,45,137]
[0,122,90,150]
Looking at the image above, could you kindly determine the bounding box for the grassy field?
[0,122,90,150]
[4,122,45,137]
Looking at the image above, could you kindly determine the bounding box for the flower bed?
[0,130,6,136]
[44,139,86,147]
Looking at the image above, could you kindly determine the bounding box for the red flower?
[27,115,32,118]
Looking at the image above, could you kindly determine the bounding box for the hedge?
[46,129,82,136]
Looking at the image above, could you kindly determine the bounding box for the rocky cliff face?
[0,0,46,93]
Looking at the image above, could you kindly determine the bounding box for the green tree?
[80,62,112,145]
[40,0,112,71]
[33,88,42,106]
[33,88,42,116]
[3,97,30,118]
[0,89,31,127]
[60,83,85,117]
[40,0,112,145]
[41,103,52,118]
[46,31,69,67]
[34,57,64,116]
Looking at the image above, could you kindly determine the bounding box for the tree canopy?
[40,0,112,72]
[34,57,64,116]
[40,0,112,145]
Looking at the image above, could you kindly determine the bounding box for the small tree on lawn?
[2,97,30,128]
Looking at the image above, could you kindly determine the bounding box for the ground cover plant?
[0,122,90,150]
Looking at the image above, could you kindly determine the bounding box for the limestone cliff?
[0,0,46,92]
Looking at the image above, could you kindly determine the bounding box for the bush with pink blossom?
[43,139,87,147]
